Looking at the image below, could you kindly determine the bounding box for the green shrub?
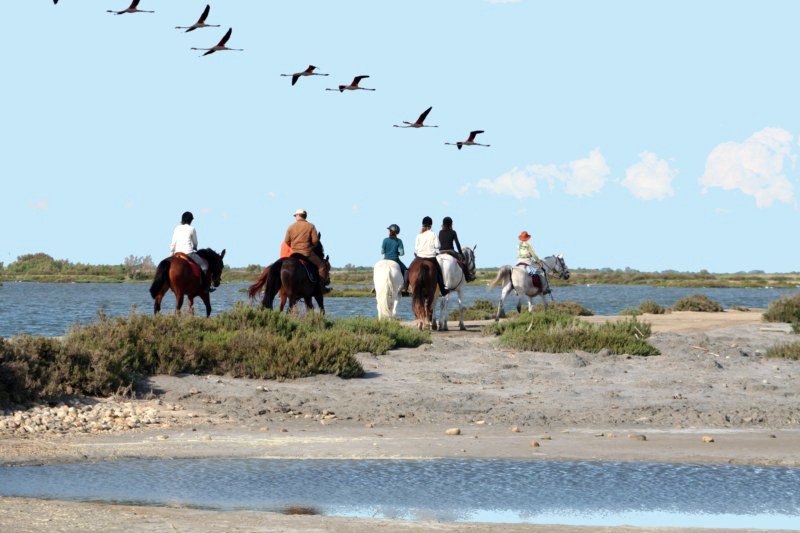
[483,312,658,356]
[763,294,800,325]
[619,307,642,316]
[531,301,594,316]
[448,299,498,321]
[672,294,724,312]
[639,300,667,314]
[765,342,800,360]
[0,304,431,408]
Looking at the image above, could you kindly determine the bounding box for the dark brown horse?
[247,264,288,311]
[253,241,330,314]
[149,248,225,316]
[408,257,439,330]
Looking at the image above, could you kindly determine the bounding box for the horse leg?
[187,297,195,316]
[200,293,212,317]
[175,292,185,316]
[457,289,466,331]
[495,284,510,321]
[154,286,168,315]
[279,290,287,312]
[438,293,448,331]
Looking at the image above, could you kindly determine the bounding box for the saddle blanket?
[174,252,202,280]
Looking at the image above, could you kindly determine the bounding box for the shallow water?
[0,281,797,337]
[0,458,798,528]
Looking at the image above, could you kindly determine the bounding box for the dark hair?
[442,216,453,229]
[181,211,194,224]
[421,216,433,227]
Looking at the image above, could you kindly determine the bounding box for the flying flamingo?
[107,0,154,15]
[326,75,375,92]
[445,130,490,150]
[191,28,243,56]
[175,4,219,32]
[281,65,329,86]
[394,106,438,128]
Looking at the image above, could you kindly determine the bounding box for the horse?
[436,246,477,331]
[408,257,439,330]
[149,248,226,316]
[372,260,404,320]
[257,240,330,315]
[489,254,570,320]
[247,264,288,311]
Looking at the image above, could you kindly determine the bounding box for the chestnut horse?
[149,248,226,316]
[252,241,330,314]
[408,257,439,330]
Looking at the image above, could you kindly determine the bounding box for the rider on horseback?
[170,211,213,292]
[438,216,472,282]
[284,208,331,292]
[382,223,409,296]
[517,230,547,291]
[411,216,449,296]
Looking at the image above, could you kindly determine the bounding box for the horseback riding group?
[148,208,569,328]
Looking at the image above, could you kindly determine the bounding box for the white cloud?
[125,201,135,209]
[201,207,212,215]
[475,149,609,199]
[699,127,795,208]
[621,151,676,200]
[32,200,48,210]
[457,183,471,195]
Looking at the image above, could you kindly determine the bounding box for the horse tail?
[248,266,270,300]
[262,260,283,308]
[374,263,393,319]
[489,265,512,289]
[149,258,171,298]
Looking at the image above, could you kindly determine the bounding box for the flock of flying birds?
[50,0,491,150]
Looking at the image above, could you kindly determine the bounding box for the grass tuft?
[672,294,724,312]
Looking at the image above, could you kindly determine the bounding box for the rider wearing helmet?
[170,211,213,292]
[412,216,448,296]
[382,224,409,296]
[438,216,463,258]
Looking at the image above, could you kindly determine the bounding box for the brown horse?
[408,257,439,330]
[247,264,288,311]
[255,241,330,314]
[149,248,225,316]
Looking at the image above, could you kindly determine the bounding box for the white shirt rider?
[415,229,439,258]
[170,213,210,285]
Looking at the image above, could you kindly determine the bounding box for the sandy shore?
[2,310,799,532]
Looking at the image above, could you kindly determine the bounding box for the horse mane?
[196,248,218,260]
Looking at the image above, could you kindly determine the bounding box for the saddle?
[290,253,318,284]
[175,252,202,280]
[516,262,547,291]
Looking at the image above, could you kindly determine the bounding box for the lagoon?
[0,281,797,337]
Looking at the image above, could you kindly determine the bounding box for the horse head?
[548,254,569,280]
[462,246,477,282]
[198,248,226,288]
[311,235,330,286]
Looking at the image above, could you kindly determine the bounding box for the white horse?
[435,246,477,331]
[373,259,404,320]
[489,254,570,320]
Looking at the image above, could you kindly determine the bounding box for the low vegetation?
[765,342,800,360]
[482,312,658,356]
[672,294,724,312]
[620,300,669,316]
[0,304,430,408]
[763,294,800,328]
[448,299,497,321]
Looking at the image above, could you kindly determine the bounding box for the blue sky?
[2,1,798,272]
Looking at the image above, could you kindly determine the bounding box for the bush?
[0,304,431,408]
[448,299,497,321]
[765,342,800,360]
[619,307,642,316]
[639,300,667,314]
[531,301,594,316]
[672,294,724,312]
[482,312,658,356]
[763,294,800,325]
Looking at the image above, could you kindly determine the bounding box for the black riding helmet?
[181,211,194,224]
[422,216,433,227]
[387,224,400,235]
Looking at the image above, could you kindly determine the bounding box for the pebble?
[628,433,647,441]
[530,440,540,448]
[446,427,461,436]
[511,426,521,433]
[702,435,715,443]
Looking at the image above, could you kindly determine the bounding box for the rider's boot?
[400,270,410,296]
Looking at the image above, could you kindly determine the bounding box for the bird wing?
[417,106,432,124]
[304,65,316,73]
[467,130,484,141]
[198,4,210,23]
[218,27,232,46]
[292,74,300,86]
[130,0,140,9]
[352,75,369,85]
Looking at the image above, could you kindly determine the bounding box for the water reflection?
[0,458,798,529]
[0,282,797,337]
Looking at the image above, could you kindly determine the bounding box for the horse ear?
[220,249,226,259]
[473,244,477,251]
[325,255,329,261]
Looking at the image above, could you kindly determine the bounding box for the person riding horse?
[284,208,330,292]
[408,216,448,296]
[382,223,409,296]
[170,211,213,292]
[438,216,471,282]
[517,230,548,291]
